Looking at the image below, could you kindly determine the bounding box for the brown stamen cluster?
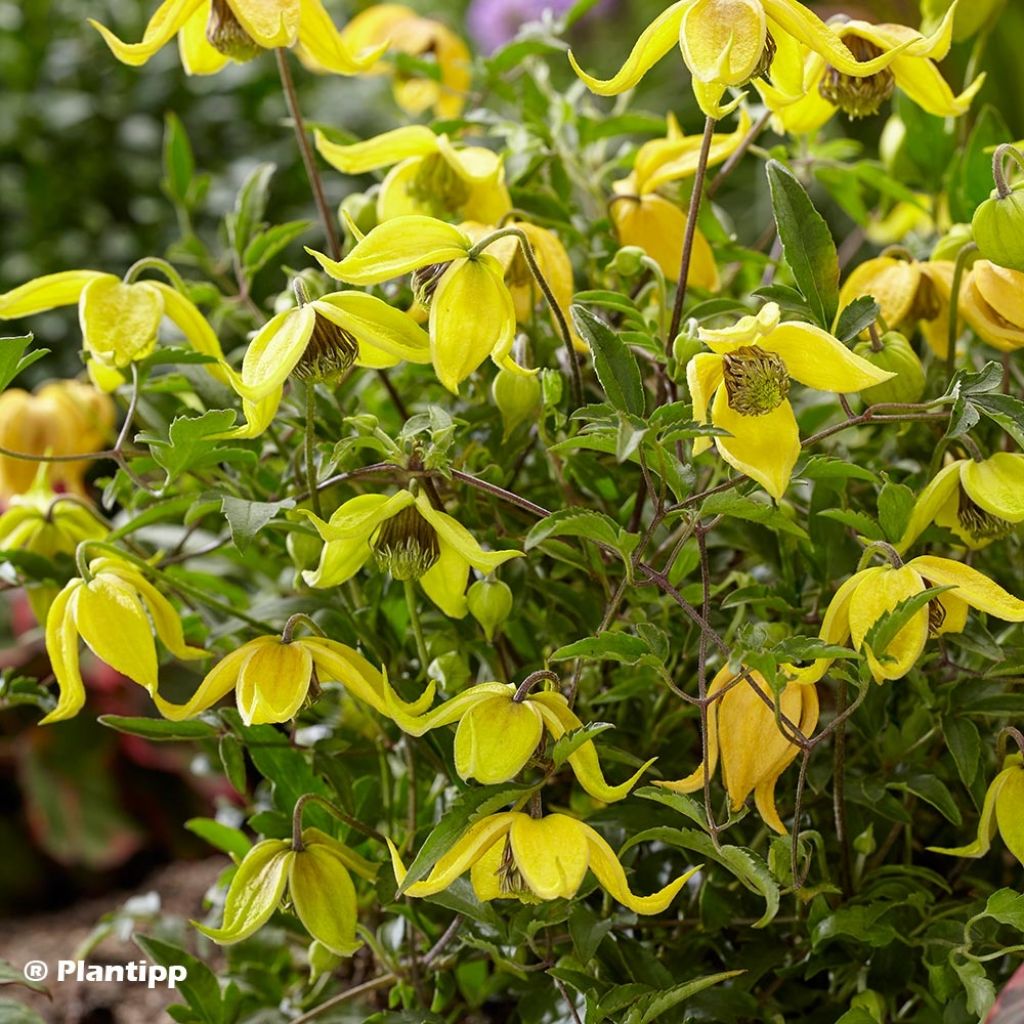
[819,37,895,119]
[722,345,791,416]
[206,0,261,61]
[372,505,441,580]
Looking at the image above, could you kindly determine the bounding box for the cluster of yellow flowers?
[2,0,1023,961]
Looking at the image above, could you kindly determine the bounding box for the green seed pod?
[467,578,514,641]
[972,146,1024,272]
[492,367,541,440]
[852,331,926,405]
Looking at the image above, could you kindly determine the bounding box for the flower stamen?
[957,489,1015,542]
[411,262,451,308]
[372,506,441,580]
[292,313,359,384]
[819,37,896,119]
[206,0,261,61]
[722,345,791,416]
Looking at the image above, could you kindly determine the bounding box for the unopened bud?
[467,578,513,641]
[492,366,541,440]
[931,223,977,264]
[852,331,925,405]
[608,246,647,277]
[972,145,1024,272]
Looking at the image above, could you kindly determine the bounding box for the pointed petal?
[178,3,230,74]
[908,556,1024,621]
[896,461,964,553]
[297,0,387,73]
[40,583,86,725]
[892,57,984,118]
[315,293,430,365]
[763,322,895,393]
[314,125,440,175]
[88,0,202,66]
[151,281,230,384]
[711,388,800,500]
[468,838,510,902]
[289,843,361,956]
[848,565,928,682]
[237,307,315,400]
[640,108,752,192]
[931,591,970,636]
[416,493,523,575]
[309,217,469,285]
[929,767,1008,859]
[686,353,724,457]
[303,535,373,588]
[567,2,686,95]
[838,257,920,333]
[154,642,259,721]
[0,270,107,319]
[681,0,767,86]
[419,540,471,619]
[509,814,590,900]
[785,570,864,684]
[380,678,506,736]
[227,0,298,48]
[995,765,1024,866]
[654,666,723,794]
[80,278,164,367]
[962,454,1024,523]
[455,696,544,785]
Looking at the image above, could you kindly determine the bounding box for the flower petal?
[415,492,523,576]
[763,322,895,393]
[962,453,1024,523]
[509,814,590,901]
[88,0,202,66]
[680,0,767,86]
[654,664,727,793]
[848,565,928,682]
[838,257,920,333]
[0,270,108,319]
[896,461,964,553]
[892,57,984,118]
[784,570,865,684]
[315,293,430,365]
[419,540,471,618]
[297,0,387,73]
[227,0,298,48]
[929,766,1008,859]
[314,125,440,175]
[238,307,316,400]
[289,844,361,956]
[455,696,544,785]
[995,764,1024,866]
[40,582,86,725]
[80,278,164,368]
[236,639,313,725]
[154,642,260,721]
[178,3,230,74]
[686,352,724,457]
[151,281,230,384]
[908,556,1024,621]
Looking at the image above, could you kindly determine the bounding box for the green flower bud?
[852,332,926,405]
[608,245,647,277]
[492,367,541,440]
[972,146,1024,271]
[308,940,342,984]
[930,223,977,264]
[851,990,887,1023]
[467,578,513,641]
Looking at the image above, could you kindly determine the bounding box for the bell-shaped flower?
[154,633,434,725]
[335,5,471,118]
[309,217,524,393]
[610,110,750,285]
[687,303,895,499]
[788,556,1024,685]
[757,9,981,133]
[42,556,206,724]
[223,289,431,437]
[378,676,653,801]
[897,453,1024,552]
[389,811,699,913]
[90,0,384,76]
[316,126,511,228]
[0,380,115,499]
[197,828,377,956]
[300,488,523,618]
[568,0,916,119]
[0,270,230,383]
[838,255,957,358]
[960,261,1024,352]
[929,755,1024,867]
[656,665,818,834]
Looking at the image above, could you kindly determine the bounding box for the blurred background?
[1,0,1023,940]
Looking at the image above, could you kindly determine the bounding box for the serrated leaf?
[135,934,224,1024]
[835,296,880,342]
[571,304,645,416]
[984,889,1024,930]
[0,333,49,391]
[878,480,916,543]
[551,722,615,767]
[220,496,295,552]
[701,491,809,539]
[864,586,954,658]
[137,410,256,486]
[974,393,1024,448]
[943,360,1003,400]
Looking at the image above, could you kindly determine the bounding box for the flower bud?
[466,578,513,641]
[492,366,542,440]
[852,332,926,405]
[308,941,342,984]
[972,148,1024,272]
[930,223,977,264]
[608,246,647,278]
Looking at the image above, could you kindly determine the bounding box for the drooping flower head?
[89,0,384,76]
[960,261,1024,352]
[568,0,917,119]
[389,811,699,912]
[315,126,511,225]
[300,488,523,618]
[897,453,1024,552]
[687,303,895,499]
[657,665,818,834]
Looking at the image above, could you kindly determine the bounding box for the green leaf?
[0,1002,46,1024]
[526,508,640,575]
[550,632,651,664]
[185,817,252,861]
[984,888,1024,930]
[221,496,295,552]
[227,162,275,256]
[896,774,962,825]
[815,509,884,540]
[863,585,954,659]
[636,971,744,1024]
[135,934,224,1024]
[943,360,1003,400]
[137,410,256,486]
[0,959,49,996]
[878,480,916,543]
[0,334,49,391]
[571,304,645,416]
[948,104,1010,223]
[568,903,612,963]
[161,112,195,207]
[701,491,809,539]
[974,393,1024,448]
[952,955,996,1018]
[551,722,615,767]
[944,716,981,789]
[243,219,311,278]
[835,296,880,342]
[765,160,839,328]
[98,715,218,741]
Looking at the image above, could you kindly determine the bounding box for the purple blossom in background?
[466,0,615,53]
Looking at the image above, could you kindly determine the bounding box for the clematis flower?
[301,488,522,618]
[389,811,699,912]
[316,126,511,226]
[609,110,751,285]
[757,8,981,134]
[89,0,383,77]
[657,665,818,834]
[197,828,377,955]
[837,256,957,358]
[0,380,115,499]
[687,303,894,499]
[930,754,1024,867]
[0,270,230,384]
[897,454,1024,552]
[568,0,915,119]
[960,261,1024,352]
[155,633,434,725]
[335,5,471,118]
[223,288,431,437]
[42,556,206,724]
[787,556,1024,685]
[378,677,654,801]
[309,216,525,393]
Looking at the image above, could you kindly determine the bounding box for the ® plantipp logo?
[19,959,187,990]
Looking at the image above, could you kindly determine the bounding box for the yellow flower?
[309,216,524,393]
[155,633,434,725]
[863,198,936,247]
[42,556,206,724]
[929,754,1024,867]
[568,0,913,119]
[687,303,895,499]
[788,556,1024,685]
[315,126,511,226]
[89,0,383,76]
[960,260,1024,352]
[758,9,981,134]
[197,828,377,956]
[609,110,752,285]
[378,676,654,801]
[0,381,115,499]
[335,4,471,118]
[223,288,431,437]
[0,270,230,383]
[897,454,1024,552]
[837,255,956,359]
[388,811,699,913]
[657,666,818,834]
[300,488,523,619]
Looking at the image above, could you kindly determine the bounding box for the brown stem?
[833,678,852,896]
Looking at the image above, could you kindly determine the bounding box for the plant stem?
[667,115,717,346]
[404,578,430,677]
[946,243,978,382]
[304,384,322,518]
[833,678,852,896]
[707,109,769,200]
